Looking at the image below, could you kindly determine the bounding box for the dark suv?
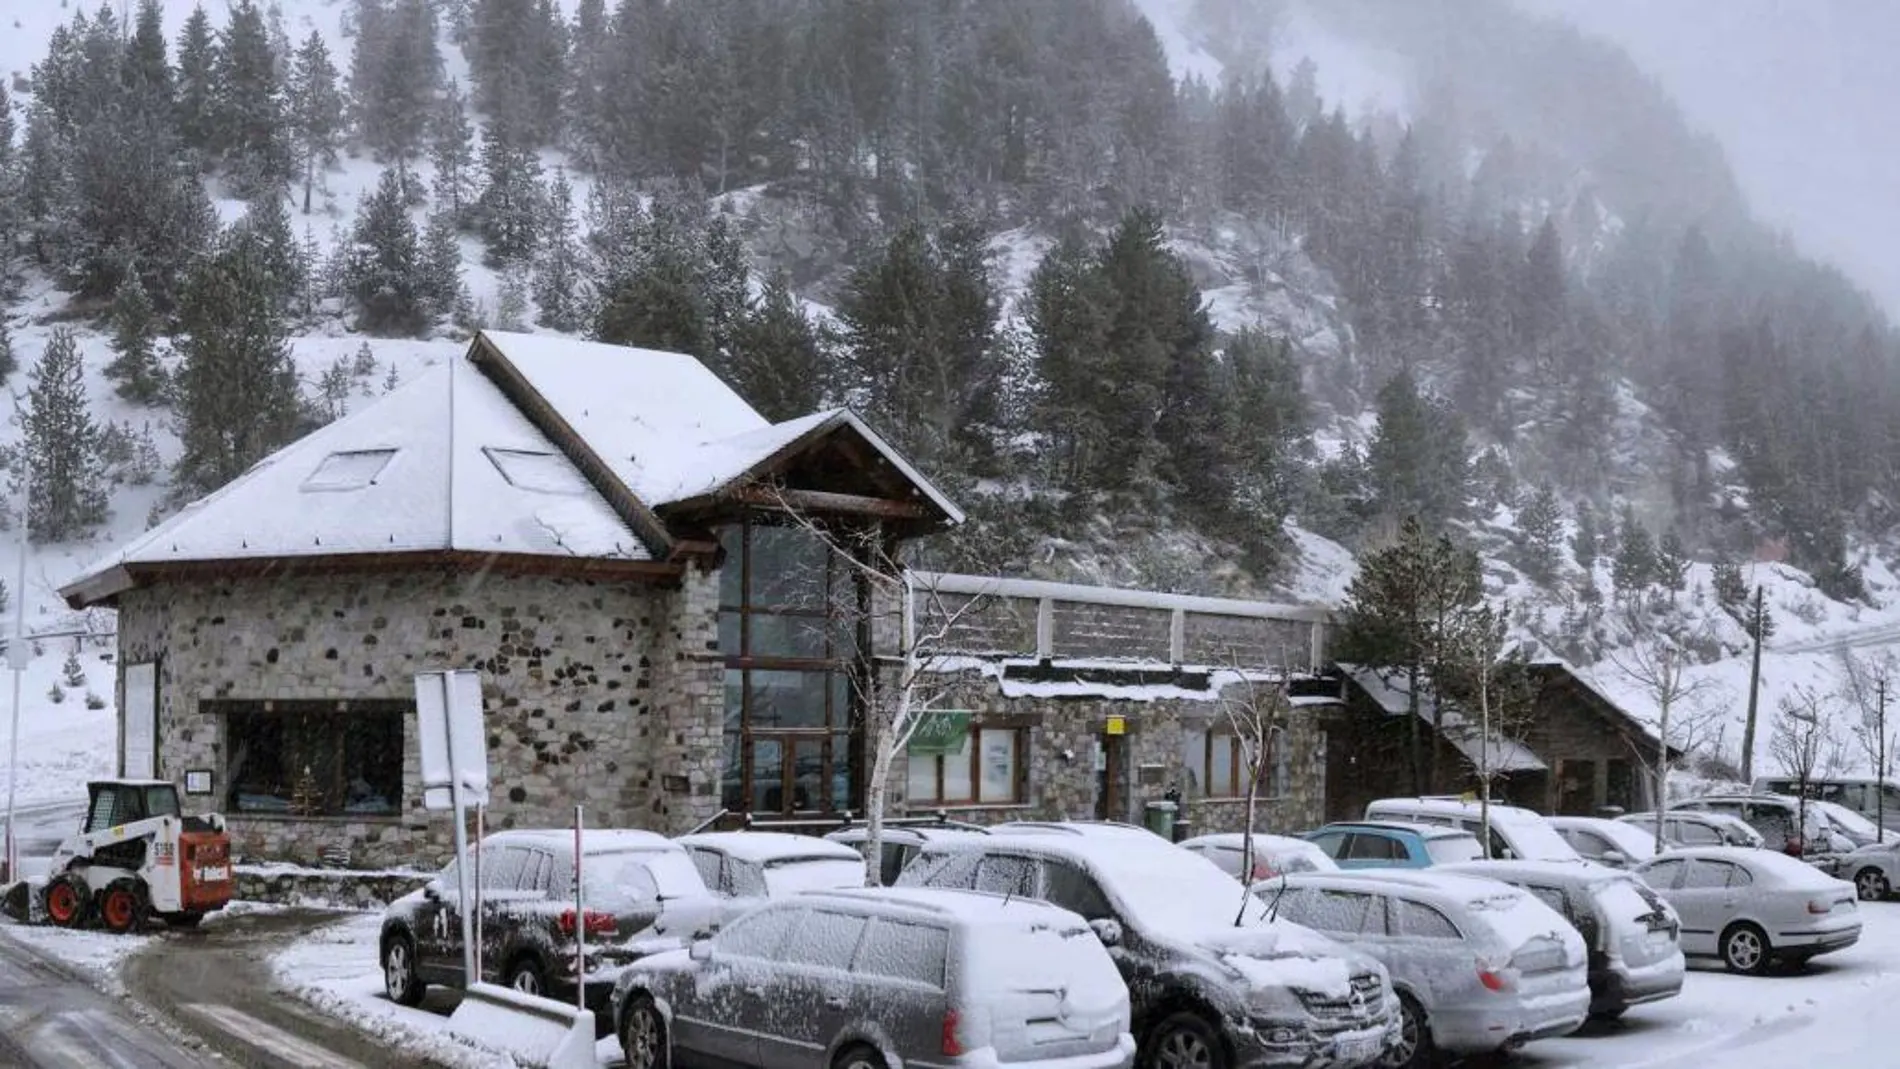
[378,829,720,1014]
[898,821,1399,1069]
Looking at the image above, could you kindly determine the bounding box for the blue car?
[1303,820,1486,869]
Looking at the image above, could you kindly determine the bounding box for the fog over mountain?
[1524,0,1900,318]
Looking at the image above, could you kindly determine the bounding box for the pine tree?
[1572,500,1600,570]
[1611,505,1657,599]
[730,271,826,421]
[419,211,465,322]
[231,192,306,316]
[287,31,346,215]
[344,169,430,335]
[1027,231,1112,487]
[214,0,294,198]
[1656,529,1690,595]
[354,0,442,171]
[20,328,109,542]
[125,0,175,105]
[62,651,85,689]
[172,226,306,499]
[1712,560,1748,609]
[105,277,167,405]
[1516,485,1563,584]
[495,266,530,331]
[702,213,752,365]
[0,83,17,284]
[476,131,543,266]
[1366,370,1470,529]
[0,318,16,383]
[429,81,479,227]
[174,4,220,161]
[532,169,586,332]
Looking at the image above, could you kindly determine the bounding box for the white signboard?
[122,662,157,779]
[416,670,489,810]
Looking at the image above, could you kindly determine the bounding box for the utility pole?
[1879,676,1888,836]
[1741,585,1766,784]
[1653,645,1674,855]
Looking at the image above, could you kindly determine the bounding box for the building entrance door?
[1095,733,1125,821]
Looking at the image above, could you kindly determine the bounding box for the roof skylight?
[301,449,398,492]
[484,447,590,495]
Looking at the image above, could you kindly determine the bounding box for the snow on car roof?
[1294,867,1529,904]
[1439,858,1620,887]
[1313,820,1478,840]
[1652,846,1850,888]
[807,886,1074,927]
[1181,832,1323,852]
[1367,797,1549,823]
[1550,816,1658,857]
[679,831,864,864]
[484,828,681,854]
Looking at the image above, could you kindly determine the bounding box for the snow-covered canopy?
[61,331,961,607]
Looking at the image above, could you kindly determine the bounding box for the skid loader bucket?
[1,881,31,923]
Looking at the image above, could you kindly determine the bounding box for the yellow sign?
[1105,715,1126,736]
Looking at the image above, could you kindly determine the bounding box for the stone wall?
[891,671,1329,839]
[115,566,724,870]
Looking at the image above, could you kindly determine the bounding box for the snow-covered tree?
[104,276,168,405]
[19,328,109,542]
[532,168,585,331]
[287,30,346,214]
[429,81,479,226]
[344,169,429,335]
[213,0,294,197]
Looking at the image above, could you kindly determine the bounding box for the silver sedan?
[1838,840,1900,901]
[1631,847,1860,974]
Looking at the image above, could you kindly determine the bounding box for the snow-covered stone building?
[60,332,963,867]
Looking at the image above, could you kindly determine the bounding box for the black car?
[378,828,720,1015]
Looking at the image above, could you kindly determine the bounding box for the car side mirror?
[1602,850,1627,866]
[1088,918,1123,948]
[423,883,442,901]
[690,937,714,962]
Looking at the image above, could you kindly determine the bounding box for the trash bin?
[1171,817,1193,843]
[1143,800,1178,839]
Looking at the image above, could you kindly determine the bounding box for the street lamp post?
[2,469,27,884]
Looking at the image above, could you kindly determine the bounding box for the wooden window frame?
[209,699,408,820]
[1201,726,1289,800]
[908,723,1030,806]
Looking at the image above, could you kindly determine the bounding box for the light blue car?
[1303,820,1487,869]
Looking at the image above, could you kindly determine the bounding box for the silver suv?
[611,886,1136,1069]
[899,822,1400,1068]
[1271,870,1590,1068]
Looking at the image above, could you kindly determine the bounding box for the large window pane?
[748,526,831,610]
[222,702,404,817]
[745,613,829,659]
[723,670,744,732]
[792,738,824,812]
[746,670,829,729]
[832,732,853,810]
[907,753,940,803]
[721,733,744,811]
[1210,735,1237,797]
[977,729,1018,803]
[718,610,742,656]
[1178,727,1206,798]
[719,526,744,608]
[942,735,973,802]
[753,739,786,812]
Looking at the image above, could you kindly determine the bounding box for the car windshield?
[1425,836,1486,864]
[1814,801,1882,840]
[1092,847,1268,932]
[761,857,865,896]
[576,849,689,910]
[1497,818,1583,861]
[1590,820,1659,859]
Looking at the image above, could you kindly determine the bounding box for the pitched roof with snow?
[61,331,961,607]
[1338,664,1548,773]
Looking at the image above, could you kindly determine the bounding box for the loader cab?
[84,780,182,833]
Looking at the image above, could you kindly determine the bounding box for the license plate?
[1337,1036,1383,1063]
[1646,928,1674,948]
[197,865,230,882]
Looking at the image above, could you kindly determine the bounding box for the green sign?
[907,711,973,756]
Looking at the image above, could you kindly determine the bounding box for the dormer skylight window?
[484,447,589,495]
[301,449,397,492]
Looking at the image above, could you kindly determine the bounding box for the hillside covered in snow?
[0,0,1898,783]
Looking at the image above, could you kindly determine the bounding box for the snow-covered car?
[1548,816,1660,869]
[824,819,992,886]
[1440,859,1684,1018]
[679,831,867,921]
[898,820,1400,1068]
[610,887,1138,1069]
[1363,798,1589,863]
[1303,821,1486,869]
[1632,846,1861,974]
[1839,838,1900,901]
[1809,799,1895,849]
[1671,793,1854,859]
[1268,869,1590,1068]
[1618,809,1765,850]
[1179,831,1340,881]
[378,829,720,1013]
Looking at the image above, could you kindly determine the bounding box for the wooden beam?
[466,334,681,561]
[727,485,934,519]
[101,549,683,599]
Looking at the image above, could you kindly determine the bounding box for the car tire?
[1855,867,1891,901]
[382,934,426,1006]
[832,1043,889,1069]
[1142,1010,1228,1069]
[1720,922,1771,975]
[506,956,549,997]
[1383,993,1436,1069]
[619,993,667,1069]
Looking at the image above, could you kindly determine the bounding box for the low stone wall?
[235,864,432,911]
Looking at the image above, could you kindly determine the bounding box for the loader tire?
[98,879,148,934]
[43,874,91,928]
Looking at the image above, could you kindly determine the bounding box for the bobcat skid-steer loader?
[1,779,234,931]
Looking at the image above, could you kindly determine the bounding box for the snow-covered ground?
[265,899,1900,1069]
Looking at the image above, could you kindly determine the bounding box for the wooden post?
[1740,586,1765,783]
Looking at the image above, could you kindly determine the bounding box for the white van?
[1365,797,1587,863]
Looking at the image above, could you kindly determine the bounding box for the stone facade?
[115,565,725,869]
[892,671,1331,840]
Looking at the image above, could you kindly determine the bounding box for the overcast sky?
[1523,0,1900,317]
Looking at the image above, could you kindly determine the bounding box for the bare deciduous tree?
[1838,651,1898,824]
[1605,614,1722,852]
[1770,684,1840,851]
[1213,655,1293,925]
[765,486,992,886]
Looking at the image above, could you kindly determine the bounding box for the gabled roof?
[1527,661,1678,759]
[1338,664,1548,773]
[61,331,961,607]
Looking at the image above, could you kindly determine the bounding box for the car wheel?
[1855,867,1891,901]
[382,934,426,1006]
[507,956,548,997]
[832,1043,889,1069]
[1143,1010,1227,1069]
[619,993,667,1069]
[1720,922,1770,975]
[1382,993,1436,1068]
